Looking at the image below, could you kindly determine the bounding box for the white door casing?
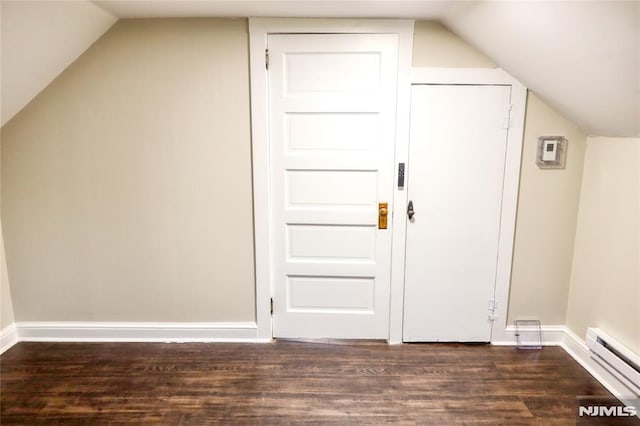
[403,84,512,342]
[268,33,399,338]
[250,19,414,341]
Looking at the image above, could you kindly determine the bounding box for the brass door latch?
[378,202,388,229]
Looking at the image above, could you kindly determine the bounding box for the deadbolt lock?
[378,202,388,229]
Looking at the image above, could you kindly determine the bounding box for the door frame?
[407,68,527,344]
[248,18,414,341]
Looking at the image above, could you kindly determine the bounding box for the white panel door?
[403,85,511,342]
[268,34,399,339]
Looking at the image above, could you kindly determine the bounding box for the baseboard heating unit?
[586,328,640,396]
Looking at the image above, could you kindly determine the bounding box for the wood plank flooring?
[0,340,631,424]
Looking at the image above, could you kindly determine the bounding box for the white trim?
[249,18,415,342]
[249,20,272,342]
[491,77,527,344]
[249,18,414,35]
[409,68,528,345]
[14,322,266,343]
[387,22,415,344]
[1,323,18,354]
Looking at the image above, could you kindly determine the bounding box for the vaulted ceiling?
[2,1,638,136]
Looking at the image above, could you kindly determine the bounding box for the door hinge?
[488,298,497,311]
[270,297,273,315]
[265,49,270,70]
[503,105,513,129]
[488,298,497,322]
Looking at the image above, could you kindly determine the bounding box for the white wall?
[566,137,639,353]
[508,94,587,324]
[1,19,255,322]
[0,0,117,126]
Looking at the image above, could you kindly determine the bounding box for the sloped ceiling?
[0,1,117,126]
[1,1,638,136]
[443,1,640,137]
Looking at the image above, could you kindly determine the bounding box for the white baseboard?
[13,321,269,344]
[492,324,566,346]
[1,323,18,354]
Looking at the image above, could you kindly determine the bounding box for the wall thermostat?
[536,136,567,169]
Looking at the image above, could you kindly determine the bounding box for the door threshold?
[275,338,387,346]
[403,341,490,345]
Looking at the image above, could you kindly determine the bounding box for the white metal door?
[403,84,511,342]
[268,34,399,339]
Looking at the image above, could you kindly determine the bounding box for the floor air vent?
[586,328,640,395]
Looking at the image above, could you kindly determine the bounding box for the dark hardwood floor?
[0,340,632,424]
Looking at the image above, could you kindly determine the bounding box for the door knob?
[378,202,388,229]
[407,200,415,220]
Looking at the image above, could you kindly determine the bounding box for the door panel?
[403,85,511,342]
[285,170,377,206]
[286,113,380,152]
[287,225,376,261]
[269,34,399,339]
[284,52,381,93]
[287,276,375,312]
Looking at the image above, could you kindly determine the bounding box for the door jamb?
[248,18,415,341]
[404,68,528,344]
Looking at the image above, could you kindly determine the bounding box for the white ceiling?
[1,1,638,136]
[93,1,462,19]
